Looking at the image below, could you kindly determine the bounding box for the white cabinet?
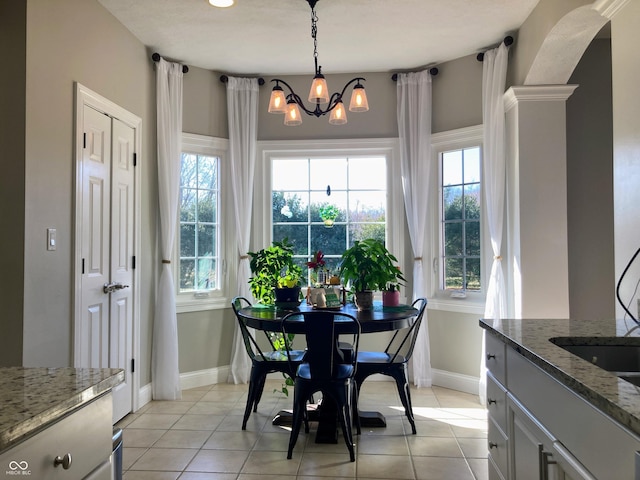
[0,393,112,480]
[485,333,640,480]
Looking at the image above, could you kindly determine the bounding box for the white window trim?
[176,133,235,313]
[255,138,406,301]
[428,125,488,314]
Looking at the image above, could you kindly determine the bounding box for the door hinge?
[83,132,86,149]
[82,258,85,274]
[132,255,136,269]
[133,152,137,167]
[131,358,135,373]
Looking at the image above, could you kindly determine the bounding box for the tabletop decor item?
[338,238,406,310]
[248,238,304,306]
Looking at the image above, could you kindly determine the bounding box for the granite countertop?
[0,367,124,453]
[480,317,640,438]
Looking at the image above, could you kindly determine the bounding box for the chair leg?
[253,374,267,412]
[393,370,416,434]
[242,378,258,430]
[287,382,308,459]
[337,398,356,462]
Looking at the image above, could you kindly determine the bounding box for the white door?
[77,103,135,423]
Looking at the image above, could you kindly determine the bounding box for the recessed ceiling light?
[209,0,234,7]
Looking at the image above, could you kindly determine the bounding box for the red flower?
[306,250,325,270]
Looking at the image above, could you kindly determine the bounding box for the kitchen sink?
[549,337,640,386]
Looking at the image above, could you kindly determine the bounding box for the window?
[271,156,387,278]
[177,133,230,311]
[179,152,219,291]
[256,139,404,288]
[441,146,481,291]
[430,125,485,312]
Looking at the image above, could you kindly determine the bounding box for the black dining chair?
[353,297,427,434]
[281,310,361,462]
[231,296,306,430]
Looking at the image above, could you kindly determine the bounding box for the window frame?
[429,125,487,314]
[176,133,234,312]
[255,138,406,300]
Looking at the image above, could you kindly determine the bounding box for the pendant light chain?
[311,6,319,74]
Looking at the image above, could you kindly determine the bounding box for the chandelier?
[267,0,369,126]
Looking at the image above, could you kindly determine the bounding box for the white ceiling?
[98,0,540,76]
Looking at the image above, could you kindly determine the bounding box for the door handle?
[103,282,130,294]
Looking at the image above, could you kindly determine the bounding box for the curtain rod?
[391,67,439,81]
[151,52,189,73]
[477,36,514,62]
[219,75,265,86]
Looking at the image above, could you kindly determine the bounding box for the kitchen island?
[0,367,124,479]
[480,317,640,480]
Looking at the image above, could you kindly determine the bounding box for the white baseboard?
[136,366,480,410]
[432,368,480,396]
[136,366,231,410]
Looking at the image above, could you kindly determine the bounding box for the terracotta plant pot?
[382,290,400,307]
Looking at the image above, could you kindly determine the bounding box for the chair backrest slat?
[282,311,361,381]
[231,296,269,361]
[387,298,428,363]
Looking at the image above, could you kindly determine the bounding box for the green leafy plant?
[247,238,303,305]
[267,331,296,396]
[318,204,340,224]
[338,238,406,293]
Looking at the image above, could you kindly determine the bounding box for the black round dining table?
[236,300,420,443]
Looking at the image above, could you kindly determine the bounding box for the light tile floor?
[116,380,488,480]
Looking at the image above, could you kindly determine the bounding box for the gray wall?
[17,0,156,385]
[0,0,26,366]
[566,39,615,320]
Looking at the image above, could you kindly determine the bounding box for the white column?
[504,85,577,318]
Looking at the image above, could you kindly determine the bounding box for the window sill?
[427,297,485,315]
[176,295,230,313]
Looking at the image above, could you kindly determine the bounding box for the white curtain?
[397,70,433,388]
[479,43,509,403]
[152,57,183,400]
[226,77,260,384]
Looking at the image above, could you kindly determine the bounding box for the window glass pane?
[196,258,216,290]
[311,224,346,255]
[180,224,195,256]
[198,225,215,256]
[273,159,309,190]
[180,188,196,222]
[349,223,385,245]
[464,184,480,220]
[443,186,462,220]
[444,257,463,290]
[273,191,308,223]
[465,221,480,256]
[180,259,195,290]
[464,147,481,183]
[444,222,462,256]
[273,225,309,255]
[198,155,217,189]
[349,191,385,222]
[181,154,198,188]
[198,190,215,223]
[466,258,481,291]
[349,157,386,190]
[310,158,347,190]
[442,150,462,186]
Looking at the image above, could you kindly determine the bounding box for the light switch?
[47,228,56,251]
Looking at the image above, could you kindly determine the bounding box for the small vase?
[323,219,334,228]
[382,290,400,307]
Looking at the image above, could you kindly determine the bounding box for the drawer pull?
[54,453,72,470]
[486,353,496,360]
[489,442,498,449]
[487,398,497,405]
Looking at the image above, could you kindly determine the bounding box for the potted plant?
[338,238,406,310]
[318,203,340,227]
[247,238,304,306]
